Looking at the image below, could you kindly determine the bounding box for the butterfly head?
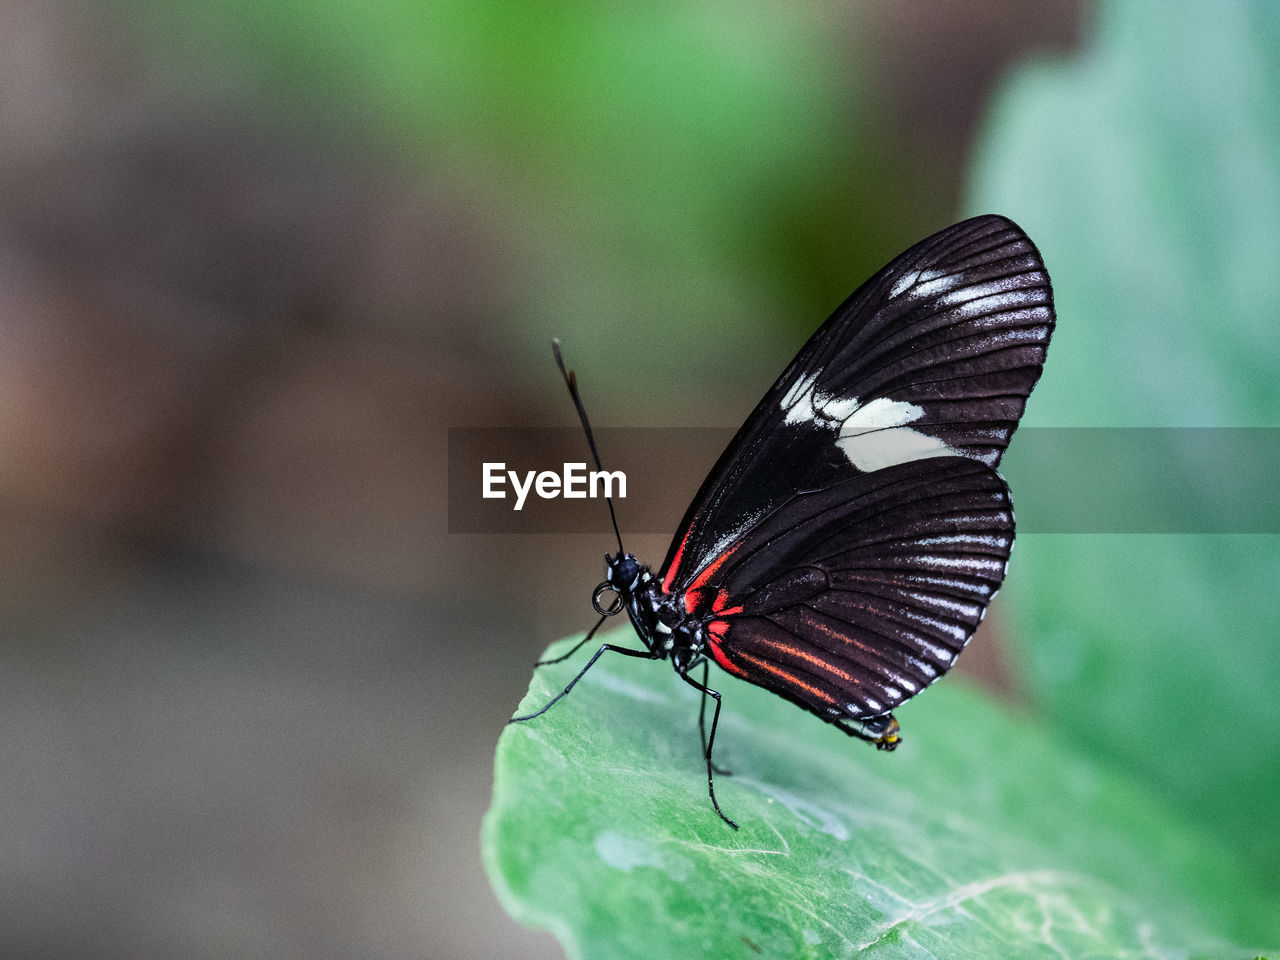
[592,552,640,616]
[603,552,640,597]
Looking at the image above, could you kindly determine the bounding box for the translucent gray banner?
[448,427,1280,534]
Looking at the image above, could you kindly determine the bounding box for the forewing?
[661,215,1051,593]
[690,458,1015,720]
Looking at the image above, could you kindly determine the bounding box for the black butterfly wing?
[660,215,1052,596]
[685,457,1014,721]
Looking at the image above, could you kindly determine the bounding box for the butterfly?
[510,214,1055,828]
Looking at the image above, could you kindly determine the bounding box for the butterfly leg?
[697,660,732,776]
[680,671,738,830]
[533,614,608,668]
[834,713,901,751]
[510,643,655,723]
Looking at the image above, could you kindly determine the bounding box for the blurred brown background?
[0,2,1078,957]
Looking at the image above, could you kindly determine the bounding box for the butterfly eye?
[592,581,625,617]
[617,555,639,586]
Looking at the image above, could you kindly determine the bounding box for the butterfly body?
[602,550,908,750]
[512,215,1054,829]
[599,558,692,667]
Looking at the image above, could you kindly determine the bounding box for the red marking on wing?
[707,620,746,677]
[734,652,836,704]
[682,541,743,615]
[740,631,854,683]
[711,588,742,617]
[661,527,692,594]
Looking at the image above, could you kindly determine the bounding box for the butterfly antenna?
[552,339,625,553]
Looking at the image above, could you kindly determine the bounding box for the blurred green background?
[3,0,1276,957]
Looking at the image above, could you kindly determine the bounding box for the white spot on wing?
[889,271,915,299]
[944,289,1029,320]
[906,591,980,619]
[780,374,965,471]
[917,554,1006,573]
[917,533,1011,549]
[908,573,993,597]
[841,396,924,431]
[898,608,969,643]
[939,277,1018,306]
[909,635,958,664]
[837,426,957,472]
[890,266,964,300]
[781,371,820,423]
[913,268,964,298]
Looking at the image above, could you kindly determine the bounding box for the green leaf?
[967,0,1280,897]
[484,631,1278,959]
